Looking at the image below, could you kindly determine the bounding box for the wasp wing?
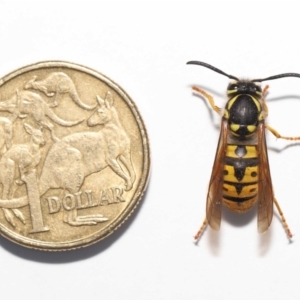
[206,118,228,230]
[257,122,274,233]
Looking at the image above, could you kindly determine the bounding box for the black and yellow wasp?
[187,60,300,241]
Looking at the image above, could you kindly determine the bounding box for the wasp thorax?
[227,80,262,97]
[225,81,262,138]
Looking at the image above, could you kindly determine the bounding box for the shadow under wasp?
[187,60,300,242]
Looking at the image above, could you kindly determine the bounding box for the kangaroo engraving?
[0,117,14,154]
[0,123,45,227]
[24,72,97,110]
[0,90,84,141]
[0,90,22,154]
[0,114,18,155]
[39,91,136,226]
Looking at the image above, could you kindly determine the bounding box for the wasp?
[187,60,300,241]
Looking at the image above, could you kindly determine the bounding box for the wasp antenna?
[252,73,300,82]
[187,61,239,81]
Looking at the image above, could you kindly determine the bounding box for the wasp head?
[227,81,262,97]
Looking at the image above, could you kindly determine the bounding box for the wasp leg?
[261,85,270,118]
[262,86,300,140]
[265,124,300,141]
[273,197,293,239]
[192,86,221,114]
[194,217,208,241]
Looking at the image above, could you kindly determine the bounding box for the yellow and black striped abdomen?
[222,144,258,213]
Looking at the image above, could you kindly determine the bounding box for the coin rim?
[0,61,151,251]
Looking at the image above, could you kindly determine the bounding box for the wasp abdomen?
[222,144,258,213]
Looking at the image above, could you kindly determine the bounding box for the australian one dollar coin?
[0,61,150,250]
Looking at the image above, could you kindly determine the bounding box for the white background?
[1,1,300,299]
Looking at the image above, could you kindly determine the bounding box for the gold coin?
[0,61,150,250]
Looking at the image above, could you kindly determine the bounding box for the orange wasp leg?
[192,86,222,114]
[262,91,294,238]
[191,86,222,242]
[263,87,300,141]
[194,218,208,241]
[265,125,300,141]
[273,197,293,239]
[261,85,269,118]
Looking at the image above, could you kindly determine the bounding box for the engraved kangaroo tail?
[45,107,85,126]
[69,90,97,110]
[0,196,28,208]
